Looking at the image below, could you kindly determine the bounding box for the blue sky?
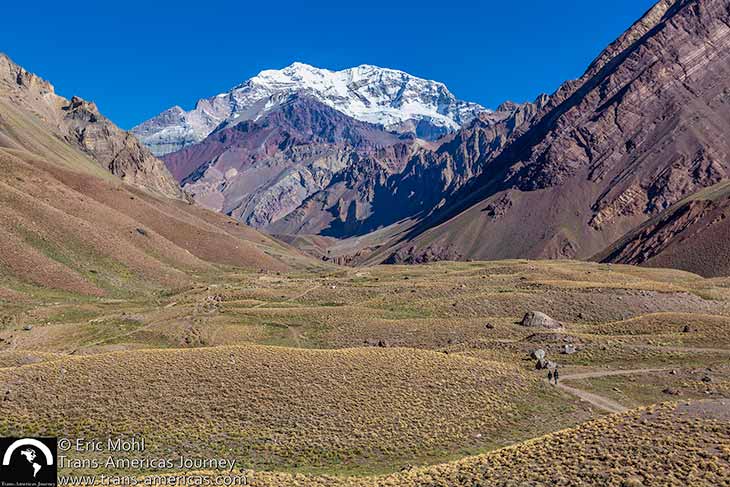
[2,0,658,129]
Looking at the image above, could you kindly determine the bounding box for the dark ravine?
[268,100,543,240]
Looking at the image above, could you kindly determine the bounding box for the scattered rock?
[22,325,33,331]
[530,349,546,361]
[670,370,678,375]
[378,339,389,348]
[682,325,692,333]
[536,359,556,370]
[562,344,577,355]
[520,311,562,329]
[702,376,712,383]
[485,323,495,330]
[662,388,681,396]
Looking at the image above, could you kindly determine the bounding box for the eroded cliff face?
[377,0,730,265]
[268,99,545,239]
[597,182,730,277]
[162,95,416,231]
[0,53,183,200]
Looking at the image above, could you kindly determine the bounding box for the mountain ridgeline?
[372,0,730,276]
[0,53,311,296]
[133,62,487,155]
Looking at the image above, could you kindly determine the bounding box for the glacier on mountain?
[132,62,488,155]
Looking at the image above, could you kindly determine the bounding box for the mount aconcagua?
[133,62,487,156]
[132,63,502,246]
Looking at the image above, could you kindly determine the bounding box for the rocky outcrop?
[520,312,563,329]
[61,97,184,199]
[0,53,182,200]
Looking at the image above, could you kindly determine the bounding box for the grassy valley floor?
[1,260,729,484]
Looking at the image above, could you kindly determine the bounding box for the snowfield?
[132,62,488,155]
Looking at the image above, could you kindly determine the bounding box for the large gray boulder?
[521,311,562,329]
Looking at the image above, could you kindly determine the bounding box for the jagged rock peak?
[132,62,489,155]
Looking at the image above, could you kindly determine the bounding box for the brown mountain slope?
[371,0,730,265]
[0,52,182,200]
[269,101,544,240]
[596,181,730,277]
[162,95,416,231]
[0,58,310,296]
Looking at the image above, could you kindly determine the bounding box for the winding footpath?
[550,368,670,414]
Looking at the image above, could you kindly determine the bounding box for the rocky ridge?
[0,53,182,200]
[374,0,730,267]
[132,62,487,155]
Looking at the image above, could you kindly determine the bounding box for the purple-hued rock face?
[161,95,417,231]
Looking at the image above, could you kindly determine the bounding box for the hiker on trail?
[554,367,560,385]
[547,369,554,384]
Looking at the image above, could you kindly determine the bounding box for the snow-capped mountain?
[132,62,488,155]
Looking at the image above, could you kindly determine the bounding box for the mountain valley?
[127,0,730,276]
[2,1,730,485]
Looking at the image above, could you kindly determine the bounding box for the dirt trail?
[251,284,321,309]
[67,315,171,353]
[634,345,730,355]
[85,284,321,349]
[556,382,628,414]
[552,367,670,414]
